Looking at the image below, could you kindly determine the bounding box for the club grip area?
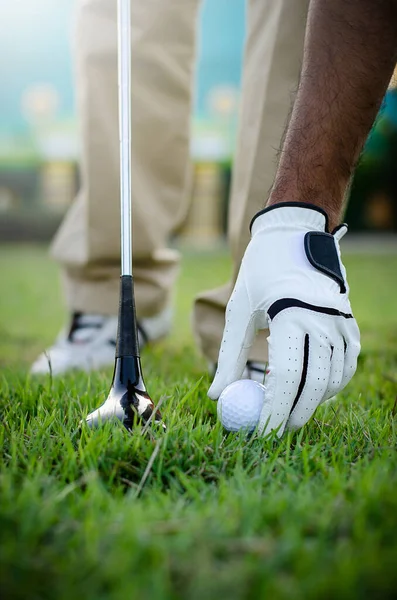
[116,275,140,358]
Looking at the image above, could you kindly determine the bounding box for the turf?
[1,244,397,600]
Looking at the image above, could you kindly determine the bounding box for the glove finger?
[258,318,307,437]
[287,332,332,431]
[340,318,361,389]
[208,277,266,399]
[321,338,345,403]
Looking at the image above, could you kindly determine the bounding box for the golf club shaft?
[118,0,132,277]
[84,0,163,430]
[116,0,139,359]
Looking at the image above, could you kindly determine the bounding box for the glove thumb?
[208,274,267,399]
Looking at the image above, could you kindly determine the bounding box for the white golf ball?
[217,379,265,433]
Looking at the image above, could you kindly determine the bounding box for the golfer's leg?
[52,0,200,318]
[193,0,309,364]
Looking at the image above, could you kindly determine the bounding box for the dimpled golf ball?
[217,379,265,432]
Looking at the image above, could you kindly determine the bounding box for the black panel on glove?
[304,231,346,293]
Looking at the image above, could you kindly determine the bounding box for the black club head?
[85,356,165,431]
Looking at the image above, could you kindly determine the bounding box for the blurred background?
[0,0,396,245]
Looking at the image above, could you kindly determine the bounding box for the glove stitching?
[241,261,254,313]
[289,333,310,418]
[270,307,355,330]
[268,299,353,321]
[290,343,334,429]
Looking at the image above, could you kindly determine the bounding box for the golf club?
[85,0,164,430]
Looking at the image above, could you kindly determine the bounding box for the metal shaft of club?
[118,0,132,276]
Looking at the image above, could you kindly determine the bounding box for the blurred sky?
[0,0,245,137]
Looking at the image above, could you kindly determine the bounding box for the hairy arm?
[268,0,397,229]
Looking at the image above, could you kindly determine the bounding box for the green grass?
[1,244,397,599]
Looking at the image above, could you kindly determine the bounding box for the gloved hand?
[209,203,360,436]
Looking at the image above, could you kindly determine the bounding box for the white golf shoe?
[30,306,173,376]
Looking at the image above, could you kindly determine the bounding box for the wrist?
[266,197,341,231]
[250,202,330,235]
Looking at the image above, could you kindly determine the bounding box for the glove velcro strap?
[267,298,353,321]
[304,231,346,293]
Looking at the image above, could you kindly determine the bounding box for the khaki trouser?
[52,0,308,364]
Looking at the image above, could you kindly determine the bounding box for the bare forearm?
[267,0,397,229]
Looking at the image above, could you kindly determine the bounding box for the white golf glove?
[209,203,360,436]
